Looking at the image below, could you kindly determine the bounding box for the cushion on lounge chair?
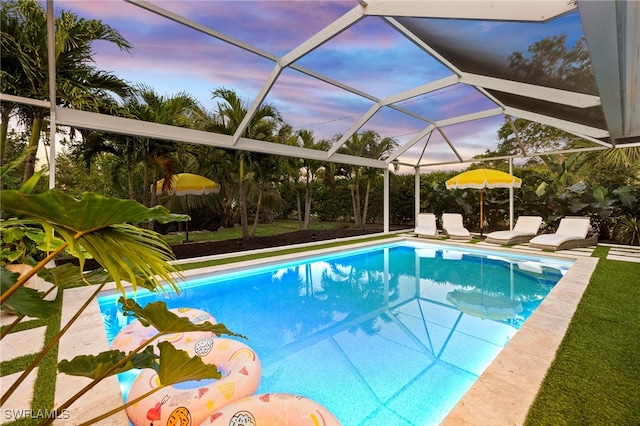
[555,217,590,238]
[484,216,542,245]
[528,217,593,250]
[414,213,438,238]
[442,213,471,240]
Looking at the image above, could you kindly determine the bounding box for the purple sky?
[52,0,586,171]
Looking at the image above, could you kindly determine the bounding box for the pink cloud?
[51,0,510,170]
[55,0,167,24]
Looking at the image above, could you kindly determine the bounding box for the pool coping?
[55,237,597,425]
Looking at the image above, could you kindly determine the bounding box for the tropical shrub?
[389,174,415,225]
[0,164,242,424]
[614,216,640,246]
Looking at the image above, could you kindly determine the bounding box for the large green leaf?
[0,153,44,194]
[535,182,548,196]
[1,226,25,244]
[0,190,189,231]
[155,341,221,385]
[57,346,158,379]
[1,190,188,295]
[25,227,68,255]
[0,268,57,318]
[78,225,184,293]
[19,169,46,195]
[119,298,245,339]
[569,201,590,213]
[592,186,608,203]
[0,223,40,264]
[566,182,587,193]
[613,186,637,207]
[37,263,109,287]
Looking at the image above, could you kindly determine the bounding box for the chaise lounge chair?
[484,216,543,245]
[528,216,598,251]
[414,213,438,238]
[442,213,471,241]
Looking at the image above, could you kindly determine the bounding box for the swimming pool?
[98,240,572,425]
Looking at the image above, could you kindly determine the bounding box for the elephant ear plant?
[0,174,243,425]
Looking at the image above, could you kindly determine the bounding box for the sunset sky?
[50,1,587,170]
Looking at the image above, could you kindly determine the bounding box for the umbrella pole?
[480,189,484,237]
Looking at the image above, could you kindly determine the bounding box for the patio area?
[2,235,638,425]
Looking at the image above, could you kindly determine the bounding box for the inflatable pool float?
[200,392,341,425]
[111,307,216,353]
[126,337,261,426]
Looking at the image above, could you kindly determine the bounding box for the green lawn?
[2,232,639,425]
[525,248,640,425]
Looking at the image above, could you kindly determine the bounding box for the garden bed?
[169,224,395,259]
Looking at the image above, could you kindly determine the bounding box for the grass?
[1,294,61,426]
[2,228,639,425]
[525,254,640,425]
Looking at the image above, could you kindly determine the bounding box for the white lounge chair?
[484,216,543,245]
[442,213,471,241]
[414,213,438,238]
[528,217,598,251]
[415,248,436,258]
[442,250,463,260]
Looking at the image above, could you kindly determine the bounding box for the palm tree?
[291,129,330,230]
[594,147,640,182]
[205,88,282,239]
[0,0,132,182]
[124,85,203,208]
[360,132,397,226]
[1,0,45,168]
[338,130,397,229]
[67,95,143,199]
[0,1,26,167]
[246,152,285,237]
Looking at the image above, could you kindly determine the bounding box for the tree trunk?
[148,168,158,231]
[150,168,158,207]
[0,104,12,167]
[0,105,12,190]
[239,154,250,239]
[142,165,149,207]
[361,179,371,227]
[350,185,361,228]
[127,165,135,200]
[355,185,363,229]
[296,190,303,230]
[251,187,262,238]
[352,169,363,228]
[222,198,233,229]
[23,115,42,184]
[304,179,313,231]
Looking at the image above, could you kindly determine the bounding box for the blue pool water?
[98,241,572,425]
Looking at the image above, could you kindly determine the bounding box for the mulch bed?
[169,225,393,259]
[57,224,401,270]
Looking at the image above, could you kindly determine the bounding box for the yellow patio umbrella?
[155,173,220,196]
[155,173,220,242]
[446,289,523,321]
[445,168,522,236]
